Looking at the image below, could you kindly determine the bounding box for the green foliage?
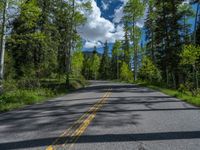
[111,41,122,79]
[178,84,187,95]
[180,45,200,66]
[71,50,84,77]
[123,0,145,81]
[120,62,133,82]
[142,83,200,107]
[0,88,53,112]
[138,56,162,83]
[99,41,110,79]
[90,52,100,80]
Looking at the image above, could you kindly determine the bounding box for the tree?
[178,3,194,44]
[71,49,84,78]
[123,21,131,67]
[111,40,122,79]
[0,0,8,87]
[180,45,200,89]
[153,0,184,87]
[99,41,110,79]
[138,56,162,83]
[123,0,145,81]
[90,49,100,80]
[145,0,157,62]
[120,62,133,82]
[54,0,90,87]
[9,0,43,78]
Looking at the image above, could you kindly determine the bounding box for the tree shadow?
[0,131,200,149]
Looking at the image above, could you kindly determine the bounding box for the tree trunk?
[0,0,8,89]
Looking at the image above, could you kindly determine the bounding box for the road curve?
[0,81,200,150]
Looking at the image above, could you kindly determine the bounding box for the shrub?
[138,56,162,83]
[120,62,134,82]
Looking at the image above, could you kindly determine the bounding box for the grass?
[139,83,200,107]
[0,77,88,112]
[0,89,54,112]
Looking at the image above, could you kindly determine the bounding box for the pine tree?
[91,48,100,80]
[154,0,183,87]
[99,41,110,79]
[123,21,131,67]
[144,0,156,62]
[111,41,122,79]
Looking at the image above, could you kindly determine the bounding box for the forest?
[0,0,200,111]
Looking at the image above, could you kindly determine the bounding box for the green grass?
[0,89,54,112]
[0,78,88,112]
[140,83,200,107]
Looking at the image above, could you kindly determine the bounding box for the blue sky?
[78,0,196,53]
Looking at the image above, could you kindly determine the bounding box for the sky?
[78,0,196,53]
[78,0,128,53]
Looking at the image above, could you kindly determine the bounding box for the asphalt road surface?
[0,81,200,150]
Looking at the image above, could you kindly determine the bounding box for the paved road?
[0,81,200,150]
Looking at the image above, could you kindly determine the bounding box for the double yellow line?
[46,89,112,150]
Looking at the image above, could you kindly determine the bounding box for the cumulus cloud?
[78,0,124,49]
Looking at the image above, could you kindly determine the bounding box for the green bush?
[17,78,41,89]
[138,56,162,83]
[178,84,187,94]
[120,62,134,82]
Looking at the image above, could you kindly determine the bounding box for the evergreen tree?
[9,0,43,78]
[111,40,122,79]
[154,0,183,87]
[145,0,156,62]
[123,21,131,67]
[99,41,110,79]
[90,48,100,80]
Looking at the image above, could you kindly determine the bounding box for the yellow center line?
[67,92,112,150]
[46,89,112,150]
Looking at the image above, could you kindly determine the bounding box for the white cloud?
[84,41,102,49]
[78,0,124,49]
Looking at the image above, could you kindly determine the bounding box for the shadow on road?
[0,131,200,150]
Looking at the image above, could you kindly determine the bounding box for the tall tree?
[123,21,131,67]
[145,0,156,62]
[178,3,194,44]
[111,40,122,79]
[153,0,183,87]
[123,0,145,81]
[99,41,110,79]
[90,48,100,80]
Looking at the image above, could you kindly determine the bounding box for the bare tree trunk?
[0,0,8,89]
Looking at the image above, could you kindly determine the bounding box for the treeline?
[144,0,200,95]
[82,0,200,97]
[0,0,91,90]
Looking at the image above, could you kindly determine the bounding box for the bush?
[17,78,41,89]
[138,56,162,83]
[120,62,134,82]
[178,84,187,95]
